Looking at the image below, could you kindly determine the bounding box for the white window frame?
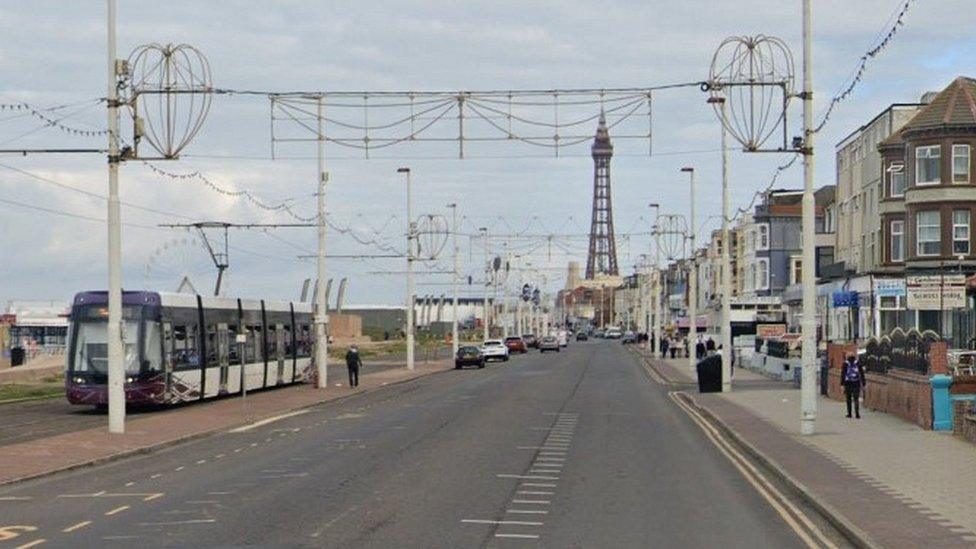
[890,220,904,263]
[953,144,970,184]
[916,210,941,257]
[755,258,770,291]
[756,223,770,251]
[888,162,906,197]
[789,256,802,285]
[953,210,970,255]
[915,145,941,186]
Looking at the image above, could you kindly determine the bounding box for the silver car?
[539,335,560,353]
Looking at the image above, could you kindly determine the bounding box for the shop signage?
[756,323,786,339]
[906,274,966,310]
[832,291,859,308]
[873,278,906,298]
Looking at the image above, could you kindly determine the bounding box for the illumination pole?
[399,168,415,370]
[800,0,818,435]
[682,167,697,371]
[106,0,125,434]
[481,227,490,341]
[314,97,329,388]
[649,203,660,354]
[448,203,459,356]
[708,97,733,392]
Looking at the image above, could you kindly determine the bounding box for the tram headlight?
[126,377,135,384]
[72,376,85,385]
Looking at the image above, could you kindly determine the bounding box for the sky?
[1,0,975,307]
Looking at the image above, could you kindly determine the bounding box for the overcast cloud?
[1,1,974,306]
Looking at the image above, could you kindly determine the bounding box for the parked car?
[455,345,485,369]
[481,339,510,362]
[593,329,605,339]
[621,331,637,344]
[521,334,538,348]
[576,332,589,341]
[605,327,623,339]
[539,335,560,353]
[504,336,528,354]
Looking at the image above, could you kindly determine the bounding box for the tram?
[66,290,314,407]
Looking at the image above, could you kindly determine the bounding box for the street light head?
[706,96,726,105]
[649,202,659,209]
[397,167,410,173]
[680,167,694,173]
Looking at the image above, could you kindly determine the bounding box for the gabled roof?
[894,76,976,137]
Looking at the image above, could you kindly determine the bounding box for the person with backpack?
[841,352,866,418]
[345,345,363,388]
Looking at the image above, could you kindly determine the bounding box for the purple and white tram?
[66,290,314,407]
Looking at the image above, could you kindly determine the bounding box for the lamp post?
[398,167,415,371]
[447,203,459,357]
[649,203,660,355]
[682,167,697,371]
[707,96,733,392]
[799,0,817,435]
[479,227,489,341]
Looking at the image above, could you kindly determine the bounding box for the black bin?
[696,354,722,393]
[10,347,25,367]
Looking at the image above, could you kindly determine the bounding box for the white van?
[556,329,568,347]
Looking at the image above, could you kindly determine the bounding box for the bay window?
[890,220,904,262]
[915,145,941,185]
[953,144,970,183]
[916,210,941,256]
[953,210,970,255]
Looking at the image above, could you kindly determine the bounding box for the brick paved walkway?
[0,359,451,486]
[637,350,976,548]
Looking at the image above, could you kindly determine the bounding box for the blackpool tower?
[585,111,619,279]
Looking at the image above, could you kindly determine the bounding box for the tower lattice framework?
[585,112,618,279]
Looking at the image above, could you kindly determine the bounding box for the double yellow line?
[668,391,837,549]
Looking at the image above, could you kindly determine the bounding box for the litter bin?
[10,346,25,367]
[696,354,722,393]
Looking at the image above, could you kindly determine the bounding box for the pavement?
[637,348,976,548]
[0,341,820,548]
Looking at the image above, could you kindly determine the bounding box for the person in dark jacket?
[705,337,716,353]
[345,345,363,387]
[695,337,706,359]
[841,353,866,418]
[661,337,669,359]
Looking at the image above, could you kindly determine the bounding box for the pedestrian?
[661,337,669,359]
[706,337,716,353]
[683,337,689,358]
[345,345,363,388]
[841,352,865,419]
[696,337,706,360]
[669,337,678,359]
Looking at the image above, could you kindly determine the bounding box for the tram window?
[247,325,262,363]
[144,322,162,372]
[297,325,312,358]
[267,325,278,357]
[206,325,218,367]
[283,325,293,358]
[228,324,241,365]
[172,324,201,369]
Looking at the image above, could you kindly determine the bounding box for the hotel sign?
[906,275,966,310]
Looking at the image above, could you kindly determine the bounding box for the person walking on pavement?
[706,337,716,354]
[696,337,706,360]
[661,337,669,359]
[841,352,866,418]
[345,345,363,388]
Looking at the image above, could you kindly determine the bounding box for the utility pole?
[106,0,125,434]
[399,168,415,370]
[502,250,511,339]
[708,96,733,393]
[682,167,697,371]
[800,0,818,435]
[448,203,459,356]
[480,227,490,341]
[315,97,329,388]
[649,203,660,356]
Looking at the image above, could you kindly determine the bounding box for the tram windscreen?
[70,309,142,374]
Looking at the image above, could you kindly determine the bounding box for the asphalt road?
[0,341,808,548]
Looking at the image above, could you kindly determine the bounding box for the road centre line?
[138,519,216,526]
[150,474,162,479]
[518,491,554,495]
[497,474,559,480]
[0,496,33,501]
[512,499,550,505]
[14,540,46,549]
[105,505,130,516]
[507,509,548,514]
[228,409,310,433]
[496,533,540,539]
[461,519,543,526]
[62,521,92,533]
[520,483,557,488]
[174,466,185,471]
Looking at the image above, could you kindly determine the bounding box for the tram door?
[275,323,285,384]
[217,323,230,394]
[162,322,174,396]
